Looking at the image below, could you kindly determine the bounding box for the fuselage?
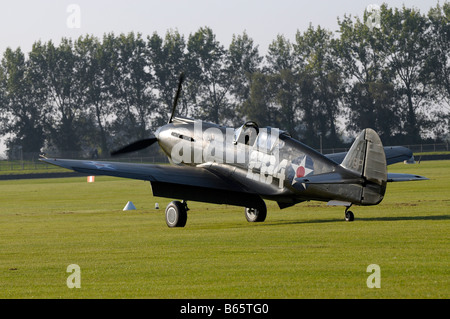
[155,117,377,207]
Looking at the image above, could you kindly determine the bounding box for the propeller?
[110,136,158,156]
[168,72,185,123]
[110,73,185,156]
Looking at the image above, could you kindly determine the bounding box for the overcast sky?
[0,0,437,55]
[0,0,439,156]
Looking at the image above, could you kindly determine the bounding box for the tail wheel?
[345,210,354,222]
[165,201,187,227]
[245,206,267,222]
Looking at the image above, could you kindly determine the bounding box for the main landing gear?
[165,200,188,227]
[165,200,268,227]
[245,204,267,223]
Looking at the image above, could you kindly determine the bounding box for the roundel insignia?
[288,155,314,189]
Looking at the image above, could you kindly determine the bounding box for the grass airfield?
[0,161,448,298]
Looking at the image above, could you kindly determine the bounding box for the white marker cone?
[123,201,136,211]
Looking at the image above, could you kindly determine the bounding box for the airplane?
[40,74,428,227]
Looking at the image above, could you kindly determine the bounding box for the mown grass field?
[0,161,448,298]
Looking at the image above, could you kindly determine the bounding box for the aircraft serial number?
[246,151,288,188]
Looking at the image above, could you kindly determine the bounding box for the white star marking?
[291,156,313,188]
[85,161,116,170]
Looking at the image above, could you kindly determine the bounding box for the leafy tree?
[337,13,400,142]
[1,6,449,158]
[186,27,232,124]
[103,32,156,143]
[294,25,342,147]
[379,5,430,143]
[228,31,263,126]
[74,35,112,156]
[37,39,90,155]
[148,30,186,126]
[426,2,450,140]
[239,72,278,126]
[266,34,295,73]
[265,35,300,136]
[0,47,46,157]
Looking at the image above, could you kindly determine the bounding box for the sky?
[0,0,439,157]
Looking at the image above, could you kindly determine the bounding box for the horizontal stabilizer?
[326,146,413,166]
[387,173,429,182]
[295,172,363,185]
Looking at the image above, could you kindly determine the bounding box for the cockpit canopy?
[233,121,259,146]
[234,121,289,153]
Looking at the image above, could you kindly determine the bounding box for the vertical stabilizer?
[341,129,387,205]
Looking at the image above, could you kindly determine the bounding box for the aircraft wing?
[325,146,414,165]
[40,158,266,210]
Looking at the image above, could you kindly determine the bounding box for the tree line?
[0,3,449,159]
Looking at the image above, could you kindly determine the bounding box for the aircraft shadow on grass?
[260,214,450,226]
[356,214,450,222]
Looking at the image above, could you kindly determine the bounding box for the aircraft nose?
[154,124,175,158]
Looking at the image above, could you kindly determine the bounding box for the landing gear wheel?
[165,201,187,228]
[345,210,354,222]
[245,206,267,222]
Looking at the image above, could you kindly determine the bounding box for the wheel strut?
[182,200,189,212]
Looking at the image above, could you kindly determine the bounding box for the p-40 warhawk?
[41,74,428,227]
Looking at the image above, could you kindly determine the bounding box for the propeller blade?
[168,73,185,123]
[111,137,157,156]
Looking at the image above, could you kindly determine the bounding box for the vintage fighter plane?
[40,74,428,227]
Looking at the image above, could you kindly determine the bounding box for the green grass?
[0,161,448,298]
[414,151,450,156]
[0,160,69,175]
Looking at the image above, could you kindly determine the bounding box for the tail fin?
[342,129,387,205]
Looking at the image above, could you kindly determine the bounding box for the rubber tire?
[165,201,187,227]
[345,210,354,222]
[245,206,267,222]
